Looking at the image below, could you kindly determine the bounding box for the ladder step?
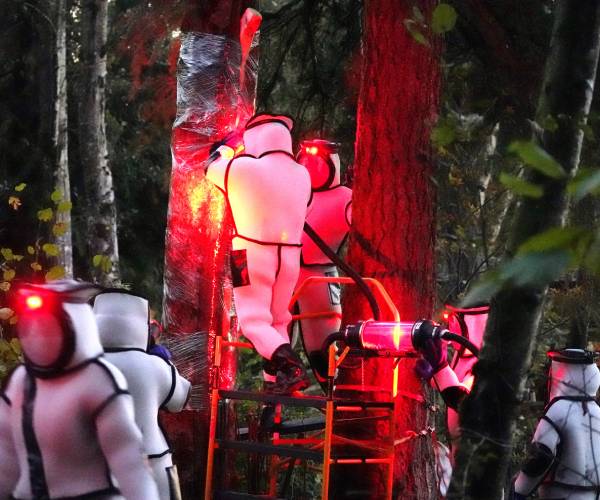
[219,390,394,410]
[215,492,285,500]
[217,439,324,462]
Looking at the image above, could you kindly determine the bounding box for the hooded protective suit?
[445,305,489,446]
[294,140,352,384]
[206,114,312,362]
[514,349,600,499]
[94,292,191,500]
[0,280,159,500]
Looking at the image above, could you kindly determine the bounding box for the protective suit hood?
[548,349,600,400]
[13,280,103,378]
[94,291,149,351]
[297,139,341,190]
[243,114,294,157]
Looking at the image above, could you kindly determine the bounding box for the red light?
[26,295,43,310]
[308,146,318,155]
[442,311,450,321]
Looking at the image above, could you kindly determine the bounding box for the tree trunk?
[161,1,254,497]
[52,0,73,277]
[333,1,440,498]
[79,0,119,285]
[449,2,600,498]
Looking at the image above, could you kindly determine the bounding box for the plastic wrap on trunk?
[163,30,259,410]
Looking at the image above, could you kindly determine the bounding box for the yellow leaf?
[0,282,10,292]
[51,190,63,203]
[45,265,65,281]
[30,262,42,271]
[14,183,26,192]
[57,200,72,212]
[52,223,67,237]
[13,255,23,261]
[101,256,112,273]
[9,314,18,325]
[42,243,59,257]
[37,208,53,221]
[93,254,103,267]
[3,269,15,281]
[27,246,35,255]
[8,196,21,210]
[0,307,14,320]
[1,248,13,261]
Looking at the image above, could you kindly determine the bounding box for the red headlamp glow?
[305,146,319,155]
[26,295,44,310]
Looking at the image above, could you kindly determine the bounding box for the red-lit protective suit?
[295,140,352,383]
[206,115,311,361]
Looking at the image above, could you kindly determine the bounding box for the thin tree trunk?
[79,0,119,285]
[333,1,440,498]
[52,0,73,277]
[449,2,600,498]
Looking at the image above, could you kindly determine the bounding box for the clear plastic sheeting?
[163,29,260,411]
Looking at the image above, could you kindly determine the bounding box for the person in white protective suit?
[93,291,192,500]
[0,280,159,500]
[205,113,312,394]
[512,348,600,500]
[294,139,352,386]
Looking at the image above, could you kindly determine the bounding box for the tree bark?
[79,0,119,285]
[449,2,600,498]
[333,1,440,498]
[161,1,253,497]
[52,0,73,277]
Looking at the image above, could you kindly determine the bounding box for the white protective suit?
[295,140,352,383]
[514,349,600,499]
[445,305,489,447]
[206,114,312,360]
[94,292,191,500]
[0,280,159,500]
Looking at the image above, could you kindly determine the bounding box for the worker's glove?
[207,130,244,163]
[149,343,173,362]
[415,333,447,376]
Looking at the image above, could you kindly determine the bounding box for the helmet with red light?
[296,139,341,191]
[11,280,103,378]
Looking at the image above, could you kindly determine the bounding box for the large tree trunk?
[449,2,600,498]
[161,1,255,497]
[52,0,73,277]
[333,1,440,498]
[79,0,119,285]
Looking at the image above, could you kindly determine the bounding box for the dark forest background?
[2,0,600,492]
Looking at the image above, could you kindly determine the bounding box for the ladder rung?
[219,390,326,408]
[217,439,324,462]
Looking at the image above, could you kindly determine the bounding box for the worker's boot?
[263,344,310,395]
[308,350,329,392]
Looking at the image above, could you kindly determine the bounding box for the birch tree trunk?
[449,2,600,498]
[79,0,119,285]
[52,0,73,277]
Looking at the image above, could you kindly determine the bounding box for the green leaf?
[93,254,103,267]
[37,208,53,222]
[508,141,566,179]
[567,168,600,201]
[50,190,63,203]
[431,3,458,34]
[101,256,112,273]
[1,248,14,261]
[403,19,430,47]
[42,243,59,257]
[52,223,67,237]
[499,172,544,198]
[539,115,559,132]
[518,227,587,255]
[57,200,72,212]
[14,183,26,192]
[461,272,503,306]
[27,246,35,255]
[431,121,456,148]
[502,251,572,288]
[45,265,65,281]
